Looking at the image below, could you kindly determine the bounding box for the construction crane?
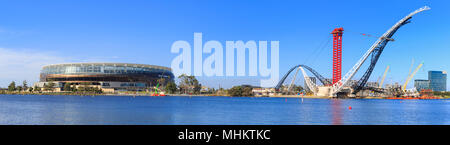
[276,6,430,97]
[402,62,423,91]
[407,59,415,80]
[331,6,430,96]
[379,65,390,88]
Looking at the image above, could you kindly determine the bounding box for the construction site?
[274,6,439,99]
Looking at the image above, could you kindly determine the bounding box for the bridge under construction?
[276,6,431,98]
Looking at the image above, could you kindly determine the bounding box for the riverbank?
[2,92,449,99]
[0,92,323,98]
[0,91,103,96]
[267,95,329,99]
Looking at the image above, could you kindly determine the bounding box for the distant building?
[252,88,276,97]
[365,82,380,88]
[428,71,447,91]
[385,82,401,89]
[414,79,430,91]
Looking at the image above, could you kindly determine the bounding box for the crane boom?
[331,6,430,96]
[407,59,415,81]
[402,62,423,90]
[379,65,390,88]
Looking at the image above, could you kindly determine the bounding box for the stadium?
[35,63,174,92]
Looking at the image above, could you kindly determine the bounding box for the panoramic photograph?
[0,0,449,143]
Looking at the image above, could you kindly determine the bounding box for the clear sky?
[0,0,449,89]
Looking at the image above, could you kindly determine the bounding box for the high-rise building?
[414,79,430,91]
[428,71,447,91]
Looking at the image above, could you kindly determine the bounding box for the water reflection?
[0,95,449,125]
[331,99,342,125]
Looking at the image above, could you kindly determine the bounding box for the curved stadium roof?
[42,62,172,72]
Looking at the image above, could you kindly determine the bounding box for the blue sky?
[0,0,449,89]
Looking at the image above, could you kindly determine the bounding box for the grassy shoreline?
[1,92,449,99]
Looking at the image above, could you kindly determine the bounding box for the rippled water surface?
[0,95,449,125]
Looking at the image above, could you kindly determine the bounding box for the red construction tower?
[331,27,344,85]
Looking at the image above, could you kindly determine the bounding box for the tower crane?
[379,65,390,88]
[407,59,415,81]
[402,62,423,91]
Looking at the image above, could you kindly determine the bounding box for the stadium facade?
[34,63,174,92]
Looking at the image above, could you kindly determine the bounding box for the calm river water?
[0,94,449,125]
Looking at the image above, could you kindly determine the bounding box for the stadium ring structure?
[35,63,174,92]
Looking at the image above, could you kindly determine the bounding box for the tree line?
[165,74,276,97]
[1,76,306,97]
[1,81,102,94]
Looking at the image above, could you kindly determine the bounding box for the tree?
[242,86,253,96]
[178,74,190,94]
[28,87,33,92]
[228,86,243,97]
[216,87,226,95]
[63,83,72,91]
[8,81,16,92]
[44,82,56,91]
[165,81,177,94]
[17,86,23,92]
[192,79,201,94]
[34,86,41,92]
[22,80,28,91]
[227,85,253,97]
[178,74,202,94]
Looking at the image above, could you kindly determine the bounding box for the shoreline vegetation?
[1,90,450,99]
[1,75,450,99]
[1,91,449,99]
[0,91,333,99]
